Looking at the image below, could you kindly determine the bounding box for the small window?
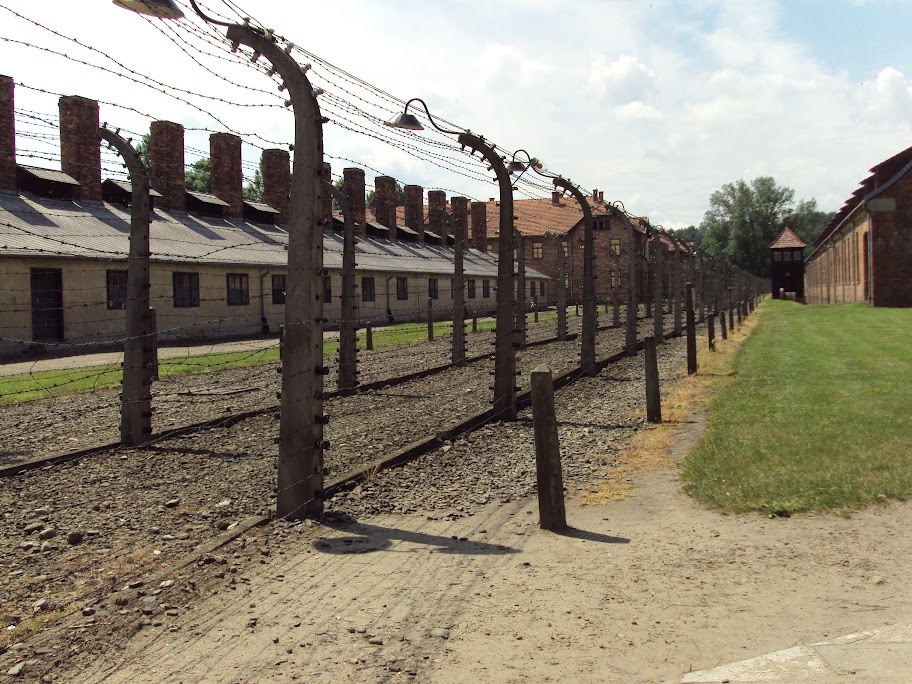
[227,273,249,306]
[530,282,536,299]
[467,279,476,299]
[610,238,621,255]
[783,251,793,262]
[323,275,332,303]
[564,273,569,287]
[362,276,375,302]
[272,274,286,305]
[429,278,439,300]
[533,242,543,259]
[396,277,408,301]
[513,247,518,261]
[482,280,490,298]
[561,243,568,257]
[106,270,128,310]
[794,249,802,261]
[539,281,545,297]
[173,272,200,308]
[774,252,782,262]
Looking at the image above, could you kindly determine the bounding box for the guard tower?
[770,227,806,301]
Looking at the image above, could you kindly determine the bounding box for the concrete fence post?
[653,236,664,340]
[427,297,434,341]
[644,336,662,423]
[707,313,716,351]
[531,365,567,531]
[366,321,373,351]
[686,283,697,375]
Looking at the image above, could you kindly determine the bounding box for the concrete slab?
[680,625,912,683]
[679,646,832,682]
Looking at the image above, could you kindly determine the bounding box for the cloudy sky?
[2,0,911,228]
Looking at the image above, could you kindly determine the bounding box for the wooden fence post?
[427,297,434,341]
[644,337,662,423]
[366,321,373,351]
[531,365,567,531]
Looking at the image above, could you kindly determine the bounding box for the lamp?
[385,98,462,135]
[112,0,184,19]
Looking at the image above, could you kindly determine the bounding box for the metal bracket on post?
[99,127,152,447]
[226,24,325,519]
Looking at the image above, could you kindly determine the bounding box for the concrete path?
[0,333,340,377]
[680,625,912,683]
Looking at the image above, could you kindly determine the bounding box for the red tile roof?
[770,227,807,249]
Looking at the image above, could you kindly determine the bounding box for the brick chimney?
[598,190,604,203]
[322,162,332,225]
[592,188,599,204]
[150,120,185,212]
[551,191,561,206]
[373,175,396,229]
[59,95,101,202]
[342,167,366,235]
[470,201,487,252]
[0,75,14,192]
[404,184,424,241]
[209,132,242,218]
[451,196,468,245]
[427,190,447,237]
[260,148,289,224]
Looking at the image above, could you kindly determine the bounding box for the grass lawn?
[682,300,912,514]
[0,306,593,404]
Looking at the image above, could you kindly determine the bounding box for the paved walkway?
[680,625,912,682]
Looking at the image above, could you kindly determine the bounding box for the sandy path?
[71,415,912,684]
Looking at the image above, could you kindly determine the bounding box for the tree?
[133,133,151,173]
[244,168,263,202]
[666,225,701,249]
[185,158,211,193]
[696,176,833,277]
[365,180,404,209]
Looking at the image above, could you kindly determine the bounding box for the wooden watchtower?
[770,227,806,302]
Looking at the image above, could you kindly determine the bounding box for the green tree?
[133,133,151,174]
[365,180,404,209]
[697,177,832,277]
[666,225,701,248]
[243,168,263,202]
[185,157,211,193]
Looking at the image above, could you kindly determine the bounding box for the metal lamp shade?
[112,0,185,19]
[384,111,424,131]
[506,160,527,175]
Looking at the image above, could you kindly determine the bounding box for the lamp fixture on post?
[118,0,328,519]
[387,99,519,420]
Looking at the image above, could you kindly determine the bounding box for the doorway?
[31,268,64,342]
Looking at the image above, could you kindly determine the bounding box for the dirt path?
[67,407,912,683]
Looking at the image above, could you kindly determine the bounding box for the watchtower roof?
[770,227,806,249]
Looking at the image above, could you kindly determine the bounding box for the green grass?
[681,300,912,514]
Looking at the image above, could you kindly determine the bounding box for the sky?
[1,0,911,229]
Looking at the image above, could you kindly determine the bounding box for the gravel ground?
[0,315,585,466]
[0,310,686,660]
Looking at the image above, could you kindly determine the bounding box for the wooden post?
[534,294,539,323]
[728,285,735,332]
[644,337,661,423]
[366,321,373,350]
[686,283,697,375]
[531,365,567,531]
[720,304,728,340]
[707,313,716,351]
[472,316,477,333]
[427,297,434,341]
[673,242,683,337]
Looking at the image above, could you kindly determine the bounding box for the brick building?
[0,77,546,357]
[805,144,912,307]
